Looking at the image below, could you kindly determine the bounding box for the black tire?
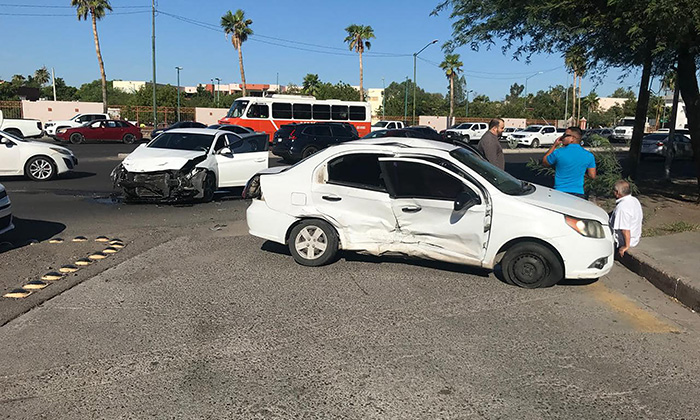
[501,242,563,288]
[531,138,540,148]
[201,172,216,203]
[5,128,23,138]
[508,138,519,149]
[122,188,139,202]
[69,133,84,144]
[25,156,56,181]
[122,133,136,144]
[463,134,471,144]
[302,146,319,159]
[288,219,339,267]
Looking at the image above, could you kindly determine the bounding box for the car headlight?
[565,216,605,238]
[50,147,73,156]
[57,128,67,134]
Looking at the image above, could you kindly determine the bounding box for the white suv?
[45,113,109,138]
[509,125,559,148]
[445,122,488,144]
[244,138,613,288]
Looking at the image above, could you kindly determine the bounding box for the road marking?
[587,281,679,333]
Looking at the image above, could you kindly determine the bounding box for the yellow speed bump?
[109,239,123,245]
[23,280,48,290]
[88,252,107,260]
[95,236,110,243]
[4,288,32,299]
[72,236,88,242]
[59,265,79,273]
[110,242,125,249]
[41,272,64,281]
[75,258,92,266]
[102,247,118,254]
[49,238,64,244]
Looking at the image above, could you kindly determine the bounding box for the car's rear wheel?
[302,146,319,159]
[531,138,540,148]
[69,133,84,144]
[463,134,471,144]
[201,172,216,203]
[501,242,563,288]
[508,138,518,149]
[288,220,339,267]
[25,156,56,181]
[122,133,136,144]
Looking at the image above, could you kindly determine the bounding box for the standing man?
[477,118,505,170]
[610,180,643,257]
[542,126,596,198]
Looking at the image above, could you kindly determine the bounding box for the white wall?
[195,108,228,125]
[22,100,106,124]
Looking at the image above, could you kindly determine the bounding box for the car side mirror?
[454,190,481,211]
[1,137,10,146]
[218,147,233,157]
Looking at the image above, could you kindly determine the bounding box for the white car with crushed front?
[244,138,614,288]
[0,130,77,181]
[112,128,269,202]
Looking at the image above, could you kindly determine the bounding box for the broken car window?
[327,153,387,192]
[383,161,469,201]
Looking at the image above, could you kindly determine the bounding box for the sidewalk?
[621,230,700,312]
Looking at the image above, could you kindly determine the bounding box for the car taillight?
[289,129,297,141]
[242,174,262,199]
[656,142,665,147]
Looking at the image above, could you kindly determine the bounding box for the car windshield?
[148,132,214,152]
[227,100,249,118]
[450,148,533,196]
[522,126,542,132]
[362,130,386,139]
[457,123,472,129]
[372,122,389,128]
[644,134,667,141]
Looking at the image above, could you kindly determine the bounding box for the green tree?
[41,77,78,101]
[315,81,361,101]
[221,9,253,97]
[302,73,321,97]
[439,53,463,122]
[344,24,375,101]
[76,80,131,105]
[33,67,50,87]
[71,0,112,113]
[611,88,636,99]
[505,83,524,102]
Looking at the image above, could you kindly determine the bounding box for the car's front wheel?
[288,219,339,266]
[122,133,136,144]
[200,172,216,203]
[531,138,540,148]
[302,146,319,159]
[25,156,56,181]
[69,133,84,144]
[501,242,563,288]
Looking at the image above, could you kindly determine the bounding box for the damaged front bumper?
[111,163,208,202]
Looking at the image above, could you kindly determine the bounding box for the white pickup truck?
[444,122,489,144]
[509,125,559,148]
[44,112,109,138]
[371,120,405,131]
[0,110,43,139]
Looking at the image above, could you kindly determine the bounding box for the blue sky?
[1,0,655,100]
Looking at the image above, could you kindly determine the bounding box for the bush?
[525,138,637,198]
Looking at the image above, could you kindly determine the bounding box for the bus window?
[272,103,292,119]
[313,104,331,120]
[247,103,269,119]
[331,105,349,120]
[293,103,312,120]
[227,100,249,118]
[349,106,366,121]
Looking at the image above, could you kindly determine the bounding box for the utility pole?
[175,66,182,122]
[215,78,221,106]
[51,67,57,101]
[413,39,438,126]
[151,0,157,128]
[403,76,408,123]
[276,72,279,94]
[382,77,385,120]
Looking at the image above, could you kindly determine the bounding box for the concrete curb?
[621,251,700,312]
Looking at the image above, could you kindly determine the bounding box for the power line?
[0,3,149,8]
[0,10,151,16]
[417,56,564,79]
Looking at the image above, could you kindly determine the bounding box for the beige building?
[366,88,384,118]
[597,97,629,112]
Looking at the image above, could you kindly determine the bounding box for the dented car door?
[379,158,487,266]
[214,134,268,187]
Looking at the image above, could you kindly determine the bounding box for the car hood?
[519,184,609,224]
[20,141,73,155]
[121,145,207,172]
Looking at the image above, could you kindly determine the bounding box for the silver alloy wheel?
[29,158,53,180]
[294,226,328,260]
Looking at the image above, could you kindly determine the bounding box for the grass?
[642,221,700,237]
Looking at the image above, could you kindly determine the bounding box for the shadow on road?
[0,217,66,253]
[58,171,96,180]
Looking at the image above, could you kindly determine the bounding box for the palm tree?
[439,54,463,123]
[221,10,253,97]
[302,73,321,97]
[71,0,111,113]
[564,46,587,124]
[344,24,375,101]
[34,67,50,87]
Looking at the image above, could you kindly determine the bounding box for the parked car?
[111,128,269,202]
[244,138,614,288]
[509,125,559,148]
[0,130,77,181]
[641,133,694,159]
[151,121,207,139]
[0,183,13,236]
[500,127,519,141]
[371,120,405,131]
[207,124,254,135]
[363,127,447,143]
[581,128,614,147]
[56,120,143,144]
[271,122,359,162]
[0,110,43,139]
[44,113,109,138]
[444,122,488,144]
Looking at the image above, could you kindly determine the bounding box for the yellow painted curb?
[75,258,92,266]
[88,252,107,260]
[59,265,79,273]
[41,272,64,281]
[23,281,48,290]
[49,238,64,244]
[4,288,32,299]
[102,247,118,254]
[72,236,88,242]
[95,236,110,242]
[110,242,125,249]
[109,239,123,245]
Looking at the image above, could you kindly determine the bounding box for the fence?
[115,106,196,128]
[0,101,22,119]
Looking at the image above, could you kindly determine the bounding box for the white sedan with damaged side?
[244,138,614,288]
[112,128,269,202]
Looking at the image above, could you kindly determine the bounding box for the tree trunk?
[626,47,653,179]
[677,48,700,201]
[571,73,577,125]
[238,43,247,97]
[92,12,108,113]
[449,73,454,123]
[577,76,582,124]
[359,50,364,101]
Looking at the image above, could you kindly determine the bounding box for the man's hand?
[618,246,629,258]
[554,136,563,146]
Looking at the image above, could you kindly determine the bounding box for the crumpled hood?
[519,184,609,224]
[121,145,206,173]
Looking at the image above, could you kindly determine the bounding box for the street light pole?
[404,76,408,123]
[175,66,182,122]
[382,77,385,120]
[524,71,544,112]
[466,90,474,117]
[412,39,438,126]
[215,78,221,107]
[151,0,157,128]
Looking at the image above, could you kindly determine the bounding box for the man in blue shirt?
[542,126,596,198]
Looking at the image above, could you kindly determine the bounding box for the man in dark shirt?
[477,118,505,170]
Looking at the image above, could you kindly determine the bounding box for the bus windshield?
[227,100,249,118]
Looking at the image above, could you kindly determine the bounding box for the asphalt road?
[1,139,699,418]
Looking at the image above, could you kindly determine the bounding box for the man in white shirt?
[609,180,643,257]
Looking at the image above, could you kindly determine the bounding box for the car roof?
[164,128,227,135]
[345,137,457,152]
